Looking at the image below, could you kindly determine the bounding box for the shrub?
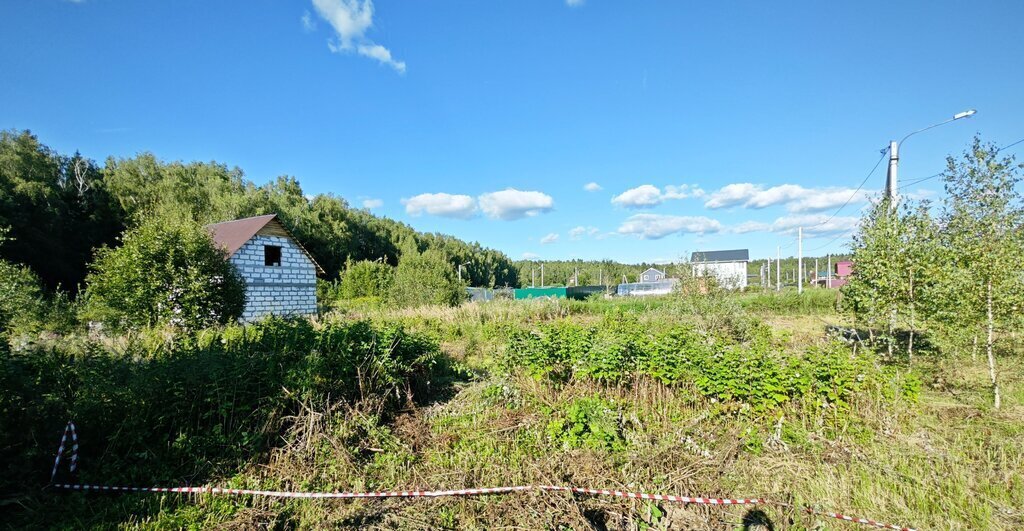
[80,216,246,330]
[546,396,624,452]
[0,258,45,337]
[338,259,394,299]
[390,248,464,308]
[503,319,890,416]
[0,318,443,509]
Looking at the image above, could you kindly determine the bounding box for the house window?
[264,245,282,266]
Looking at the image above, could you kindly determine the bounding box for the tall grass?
[0,317,448,528]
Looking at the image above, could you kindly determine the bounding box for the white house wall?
[229,235,317,321]
[692,261,748,289]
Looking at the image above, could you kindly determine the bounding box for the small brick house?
[206,214,323,322]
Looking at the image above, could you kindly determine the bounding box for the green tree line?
[0,129,520,294]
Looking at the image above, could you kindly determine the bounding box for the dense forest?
[0,129,520,292]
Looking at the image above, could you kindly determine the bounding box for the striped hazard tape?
[49,421,78,483]
[47,421,916,531]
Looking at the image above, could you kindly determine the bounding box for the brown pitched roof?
[205,214,325,275]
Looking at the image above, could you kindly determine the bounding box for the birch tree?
[940,138,1024,409]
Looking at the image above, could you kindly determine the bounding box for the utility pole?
[827,254,832,289]
[814,257,819,288]
[886,109,976,203]
[797,227,803,294]
[776,246,780,291]
[540,263,545,287]
[885,140,899,202]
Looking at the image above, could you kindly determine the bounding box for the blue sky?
[3,1,1023,263]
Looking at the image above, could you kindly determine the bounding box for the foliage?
[738,288,839,314]
[390,248,465,308]
[80,216,246,330]
[0,130,123,291]
[0,318,443,515]
[504,317,885,415]
[337,258,395,300]
[0,257,45,338]
[545,396,624,452]
[0,130,520,302]
[845,137,1023,406]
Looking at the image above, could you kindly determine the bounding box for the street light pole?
[885,109,976,202]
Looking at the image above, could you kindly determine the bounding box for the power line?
[898,172,942,189]
[808,135,1023,252]
[803,148,889,230]
[897,136,1024,190]
[804,226,858,252]
[997,137,1024,153]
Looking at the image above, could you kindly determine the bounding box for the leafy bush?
[390,248,464,308]
[0,258,45,337]
[545,396,624,452]
[338,259,394,299]
[80,216,246,330]
[0,318,443,507]
[504,318,888,415]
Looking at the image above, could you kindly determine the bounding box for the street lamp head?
[953,109,977,120]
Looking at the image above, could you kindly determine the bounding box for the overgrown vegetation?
[79,215,247,330]
[0,134,1021,529]
[844,137,1024,407]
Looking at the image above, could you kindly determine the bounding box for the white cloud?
[728,214,859,236]
[361,198,383,209]
[301,10,316,32]
[664,184,705,199]
[617,214,723,240]
[357,43,406,74]
[568,226,600,240]
[566,0,585,6]
[540,233,559,245]
[770,214,860,236]
[704,183,870,213]
[612,185,663,208]
[311,0,405,73]
[731,220,771,234]
[583,182,602,192]
[611,184,704,209]
[522,252,540,260]
[402,193,477,219]
[478,189,554,220]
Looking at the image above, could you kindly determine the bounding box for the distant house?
[639,267,666,283]
[830,260,854,288]
[691,249,749,290]
[206,214,324,322]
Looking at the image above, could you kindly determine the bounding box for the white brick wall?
[229,235,318,321]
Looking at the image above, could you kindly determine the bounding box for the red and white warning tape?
[804,507,916,531]
[49,421,78,482]
[47,421,916,531]
[50,483,759,505]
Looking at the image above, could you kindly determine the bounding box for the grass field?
[5,292,1022,529]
